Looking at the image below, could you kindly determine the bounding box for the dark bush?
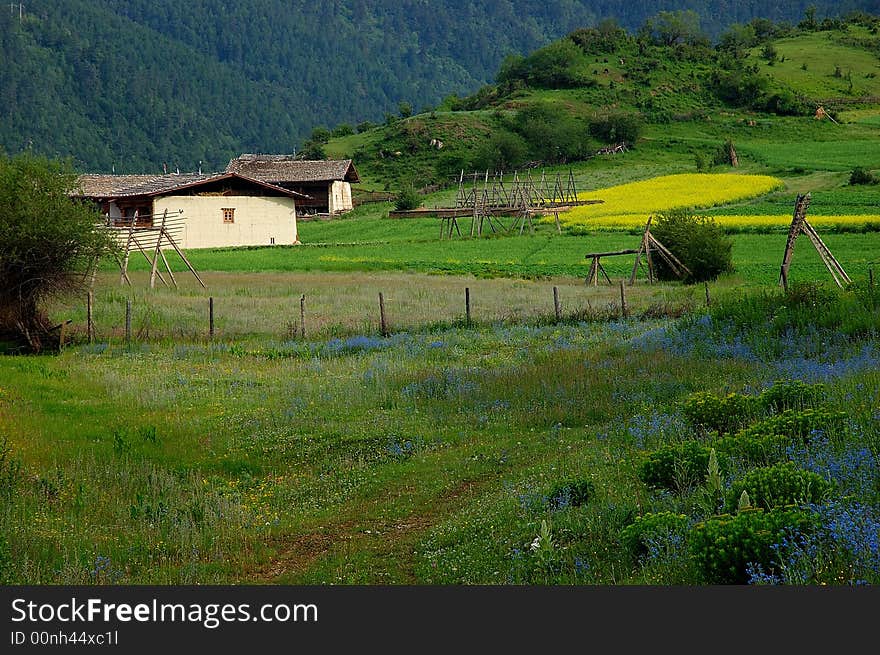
[650,210,734,283]
[547,478,595,509]
[511,104,592,164]
[736,408,847,442]
[681,391,760,435]
[849,167,878,185]
[620,511,690,560]
[471,130,529,171]
[394,187,422,211]
[759,380,825,413]
[588,112,643,145]
[689,507,820,583]
[498,39,591,89]
[726,462,833,511]
[637,441,724,491]
[331,124,354,137]
[715,433,790,467]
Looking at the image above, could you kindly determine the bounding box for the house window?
[222,208,235,224]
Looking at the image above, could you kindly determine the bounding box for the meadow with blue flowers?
[0,274,878,585]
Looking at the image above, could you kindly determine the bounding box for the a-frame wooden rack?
[111,209,206,289]
[628,216,691,285]
[584,217,690,286]
[779,193,850,289]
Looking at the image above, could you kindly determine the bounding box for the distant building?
[75,172,303,249]
[225,155,361,216]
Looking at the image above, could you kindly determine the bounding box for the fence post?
[209,297,215,339]
[553,286,561,322]
[465,287,471,326]
[300,294,306,338]
[87,291,94,343]
[125,299,132,346]
[619,280,628,319]
[379,292,388,336]
[704,282,711,307]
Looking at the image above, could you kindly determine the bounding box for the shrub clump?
[715,433,789,467]
[546,478,596,510]
[638,441,724,491]
[682,391,759,435]
[725,462,834,510]
[620,511,690,560]
[849,167,878,185]
[394,187,422,211]
[650,210,734,283]
[736,408,847,442]
[689,507,819,583]
[587,111,643,145]
[759,380,825,413]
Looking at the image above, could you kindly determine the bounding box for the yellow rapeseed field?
[556,173,784,228]
[708,214,880,228]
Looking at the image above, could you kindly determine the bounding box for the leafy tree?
[398,102,413,119]
[588,112,643,145]
[499,39,590,89]
[309,127,332,144]
[650,210,733,283]
[394,186,422,211]
[331,124,354,137]
[299,139,326,160]
[718,23,757,56]
[849,167,878,185]
[647,10,705,46]
[356,121,377,134]
[472,131,529,171]
[0,153,115,352]
[511,104,592,163]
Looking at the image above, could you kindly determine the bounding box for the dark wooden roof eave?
[138,172,311,199]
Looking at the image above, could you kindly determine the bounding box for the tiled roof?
[225,155,361,183]
[75,172,307,199]
[75,174,161,197]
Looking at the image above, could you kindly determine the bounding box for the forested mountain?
[1,1,877,172]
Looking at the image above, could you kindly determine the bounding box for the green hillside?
[3,2,880,172]
[323,16,880,191]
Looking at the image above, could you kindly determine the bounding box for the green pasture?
[751,29,880,100]
[112,223,880,288]
[3,279,879,585]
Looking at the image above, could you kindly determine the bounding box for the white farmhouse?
[75,172,304,249]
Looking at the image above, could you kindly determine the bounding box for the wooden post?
[780,265,789,293]
[58,320,67,353]
[299,294,306,338]
[553,286,561,322]
[209,297,215,339]
[619,280,628,318]
[704,282,711,307]
[87,291,94,344]
[465,287,471,326]
[125,299,132,346]
[149,209,167,289]
[379,292,388,336]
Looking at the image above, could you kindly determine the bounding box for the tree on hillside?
[643,10,705,46]
[0,153,115,352]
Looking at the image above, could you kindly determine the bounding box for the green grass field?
[4,22,880,588]
[3,281,879,584]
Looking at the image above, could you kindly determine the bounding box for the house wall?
[329,181,353,213]
[153,195,298,249]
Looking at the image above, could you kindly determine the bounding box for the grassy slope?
[751,28,880,100]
